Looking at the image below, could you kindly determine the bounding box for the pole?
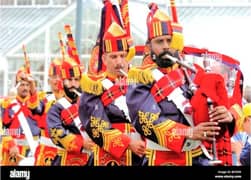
[75,0,83,55]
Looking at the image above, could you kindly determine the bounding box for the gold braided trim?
[57,149,67,165]
[93,146,99,166]
[125,149,132,165]
[145,149,155,166]
[191,147,203,158]
[185,150,192,166]
[102,129,123,152]
[153,120,177,147]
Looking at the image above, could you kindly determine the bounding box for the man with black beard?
[126,3,234,166]
[46,57,95,166]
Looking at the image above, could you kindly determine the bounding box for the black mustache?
[68,87,79,91]
[159,51,173,59]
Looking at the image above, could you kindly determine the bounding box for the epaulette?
[128,64,156,85]
[38,91,46,100]
[80,73,104,95]
[1,97,13,108]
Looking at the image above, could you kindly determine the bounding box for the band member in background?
[1,66,44,165]
[47,58,64,103]
[46,56,95,166]
[34,58,64,165]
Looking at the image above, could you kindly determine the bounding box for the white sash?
[101,78,131,122]
[102,77,170,151]
[11,100,38,156]
[57,97,91,154]
[10,99,38,166]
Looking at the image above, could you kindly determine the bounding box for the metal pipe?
[119,69,128,77]
[164,53,197,73]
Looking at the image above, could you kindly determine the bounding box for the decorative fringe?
[170,32,184,52]
[126,46,136,62]
[80,74,103,95]
[128,66,155,85]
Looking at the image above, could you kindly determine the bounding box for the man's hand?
[188,121,221,141]
[83,138,96,151]
[128,139,146,157]
[9,145,19,157]
[209,105,234,123]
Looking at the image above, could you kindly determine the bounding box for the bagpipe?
[181,46,243,165]
[169,0,242,135]
[183,46,243,107]
[165,48,240,136]
[163,47,243,164]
